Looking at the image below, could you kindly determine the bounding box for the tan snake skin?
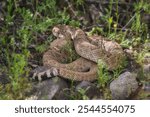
[34,25,125,81]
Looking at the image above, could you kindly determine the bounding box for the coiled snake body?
[33,25,125,81]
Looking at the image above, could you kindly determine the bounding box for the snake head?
[52,26,65,39]
[52,24,77,40]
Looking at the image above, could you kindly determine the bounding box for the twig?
[121,14,136,30]
[83,24,104,31]
[65,0,77,18]
[85,0,133,5]
[122,9,143,30]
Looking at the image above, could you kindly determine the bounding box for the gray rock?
[0,72,9,85]
[143,64,150,79]
[143,53,150,64]
[27,77,68,100]
[75,81,101,99]
[144,43,150,50]
[110,72,139,99]
[143,82,150,92]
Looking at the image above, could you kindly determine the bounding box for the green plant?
[97,59,110,88]
[88,27,104,36]
[131,1,150,38]
[75,0,85,12]
[76,0,85,6]
[0,1,29,99]
[61,40,80,63]
[57,9,80,27]
[68,88,89,100]
[77,88,89,100]
[97,59,112,99]
[0,53,31,99]
[134,50,146,66]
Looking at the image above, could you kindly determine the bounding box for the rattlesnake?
[33,25,125,81]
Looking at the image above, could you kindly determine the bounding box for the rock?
[134,82,150,100]
[27,77,68,100]
[143,82,150,92]
[110,72,139,100]
[75,81,101,99]
[142,13,150,23]
[143,53,150,65]
[143,64,150,79]
[142,52,150,79]
[0,72,10,85]
[124,49,134,59]
[144,43,150,50]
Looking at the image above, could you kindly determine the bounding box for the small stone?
[143,53,150,64]
[124,49,134,59]
[143,64,150,79]
[0,72,10,85]
[110,72,139,99]
[143,82,150,92]
[75,81,101,99]
[144,43,150,50]
[27,77,68,100]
